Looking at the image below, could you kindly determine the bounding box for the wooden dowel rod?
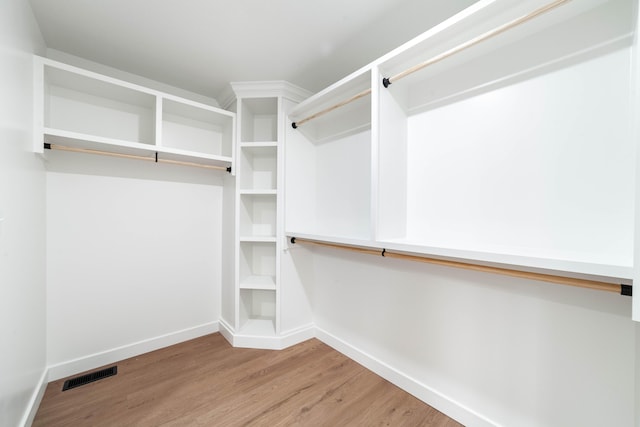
[290,237,625,295]
[387,0,572,85]
[157,157,226,171]
[46,143,229,171]
[382,251,622,294]
[292,88,372,129]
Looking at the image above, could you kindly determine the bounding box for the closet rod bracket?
[621,284,632,296]
[382,77,391,88]
[291,122,298,129]
[43,142,51,150]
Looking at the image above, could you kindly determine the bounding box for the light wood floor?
[34,333,463,426]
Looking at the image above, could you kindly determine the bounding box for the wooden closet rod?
[289,237,632,296]
[291,88,371,129]
[44,143,231,172]
[382,0,571,88]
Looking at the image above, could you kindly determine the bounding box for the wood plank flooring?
[34,333,463,426]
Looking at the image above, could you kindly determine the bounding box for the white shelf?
[239,189,277,195]
[43,128,234,169]
[239,141,278,148]
[239,236,277,243]
[43,128,156,156]
[287,232,633,283]
[42,64,156,146]
[239,275,276,290]
[35,56,235,171]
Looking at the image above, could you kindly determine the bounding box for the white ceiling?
[28,0,477,101]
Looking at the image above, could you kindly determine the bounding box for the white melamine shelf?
[239,141,277,148]
[43,129,233,168]
[287,232,633,283]
[239,275,276,290]
[239,236,277,243]
[239,189,277,195]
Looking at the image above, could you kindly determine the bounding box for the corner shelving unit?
[236,95,279,337]
[224,82,312,347]
[286,0,637,305]
[34,56,235,171]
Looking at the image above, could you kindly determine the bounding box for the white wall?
[45,151,223,379]
[305,247,637,427]
[0,0,47,426]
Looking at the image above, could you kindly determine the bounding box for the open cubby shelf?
[35,57,235,170]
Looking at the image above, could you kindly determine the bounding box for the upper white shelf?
[289,68,372,143]
[34,56,235,170]
[286,232,633,283]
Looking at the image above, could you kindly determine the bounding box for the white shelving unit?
[34,56,235,170]
[286,0,637,305]
[236,93,280,339]
[225,81,312,348]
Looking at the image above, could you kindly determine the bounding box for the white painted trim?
[218,317,235,346]
[47,321,219,381]
[315,327,499,427]
[220,81,313,109]
[20,368,48,427]
[278,323,316,348]
[219,320,314,350]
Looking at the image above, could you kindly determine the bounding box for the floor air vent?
[62,366,117,391]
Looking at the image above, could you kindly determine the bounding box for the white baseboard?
[218,317,234,346]
[315,327,499,427]
[219,320,315,350]
[47,321,219,381]
[20,368,48,427]
[279,323,316,348]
